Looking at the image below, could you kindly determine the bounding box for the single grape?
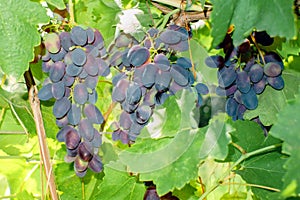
[253,77,267,94]
[155,70,171,92]
[56,125,73,142]
[176,57,192,69]
[84,104,104,124]
[65,128,81,150]
[217,66,237,88]
[38,83,53,101]
[142,63,158,88]
[241,87,258,110]
[78,119,95,141]
[78,142,93,162]
[170,65,189,87]
[135,105,152,125]
[86,28,95,44]
[88,89,98,104]
[74,157,88,173]
[53,97,71,118]
[249,63,264,83]
[59,31,73,51]
[129,47,150,67]
[88,155,103,173]
[49,61,65,82]
[67,104,81,126]
[70,26,88,46]
[91,130,102,148]
[84,75,99,90]
[52,81,65,100]
[195,83,209,95]
[112,78,130,102]
[119,111,132,130]
[267,76,284,90]
[73,83,88,105]
[236,71,251,93]
[264,62,282,77]
[44,33,60,54]
[42,59,54,73]
[49,47,67,62]
[71,48,87,66]
[159,30,182,44]
[225,97,238,117]
[126,83,142,105]
[154,54,170,66]
[66,63,83,77]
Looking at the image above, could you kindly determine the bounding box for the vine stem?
[199,143,282,200]
[24,70,58,200]
[68,0,75,25]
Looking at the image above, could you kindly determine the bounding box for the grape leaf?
[94,165,145,200]
[236,152,286,200]
[46,0,66,10]
[244,70,300,126]
[117,128,206,196]
[270,92,300,197]
[210,0,297,47]
[0,0,49,79]
[199,113,232,160]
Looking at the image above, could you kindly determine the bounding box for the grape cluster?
[38,26,109,177]
[205,31,284,121]
[108,25,208,143]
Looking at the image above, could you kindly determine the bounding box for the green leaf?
[199,113,232,160]
[94,165,145,200]
[118,128,206,196]
[0,0,49,79]
[270,92,300,197]
[235,152,286,200]
[46,0,66,10]
[244,70,300,126]
[210,0,297,47]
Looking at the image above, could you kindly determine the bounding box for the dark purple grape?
[144,188,160,200]
[135,105,152,124]
[249,64,264,83]
[264,52,284,69]
[84,104,104,124]
[71,48,87,66]
[237,104,247,120]
[253,31,274,46]
[217,66,237,88]
[128,122,144,137]
[112,79,130,102]
[253,77,267,94]
[74,156,89,172]
[126,83,142,105]
[85,45,100,57]
[88,155,103,173]
[67,104,81,125]
[71,26,87,46]
[83,55,98,76]
[155,70,171,92]
[225,97,238,117]
[170,65,189,87]
[65,128,81,150]
[42,59,54,73]
[64,52,73,65]
[52,81,65,100]
[44,33,60,54]
[238,39,250,53]
[267,76,284,90]
[78,119,95,141]
[66,63,83,76]
[119,111,132,130]
[78,142,93,162]
[205,55,224,68]
[169,80,184,95]
[169,40,189,52]
[56,115,68,128]
[129,47,150,67]
[49,61,65,82]
[159,30,181,44]
[91,130,102,148]
[49,47,67,62]
[241,87,258,110]
[53,97,71,118]
[86,28,95,44]
[176,57,192,69]
[92,29,104,49]
[195,83,209,95]
[73,83,88,105]
[42,50,51,62]
[59,31,73,51]
[154,54,170,66]
[264,62,282,77]
[155,92,170,105]
[112,129,129,144]
[236,71,251,93]
[84,75,98,90]
[79,68,88,79]
[38,83,53,100]
[142,63,158,88]
[63,75,75,87]
[109,51,123,66]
